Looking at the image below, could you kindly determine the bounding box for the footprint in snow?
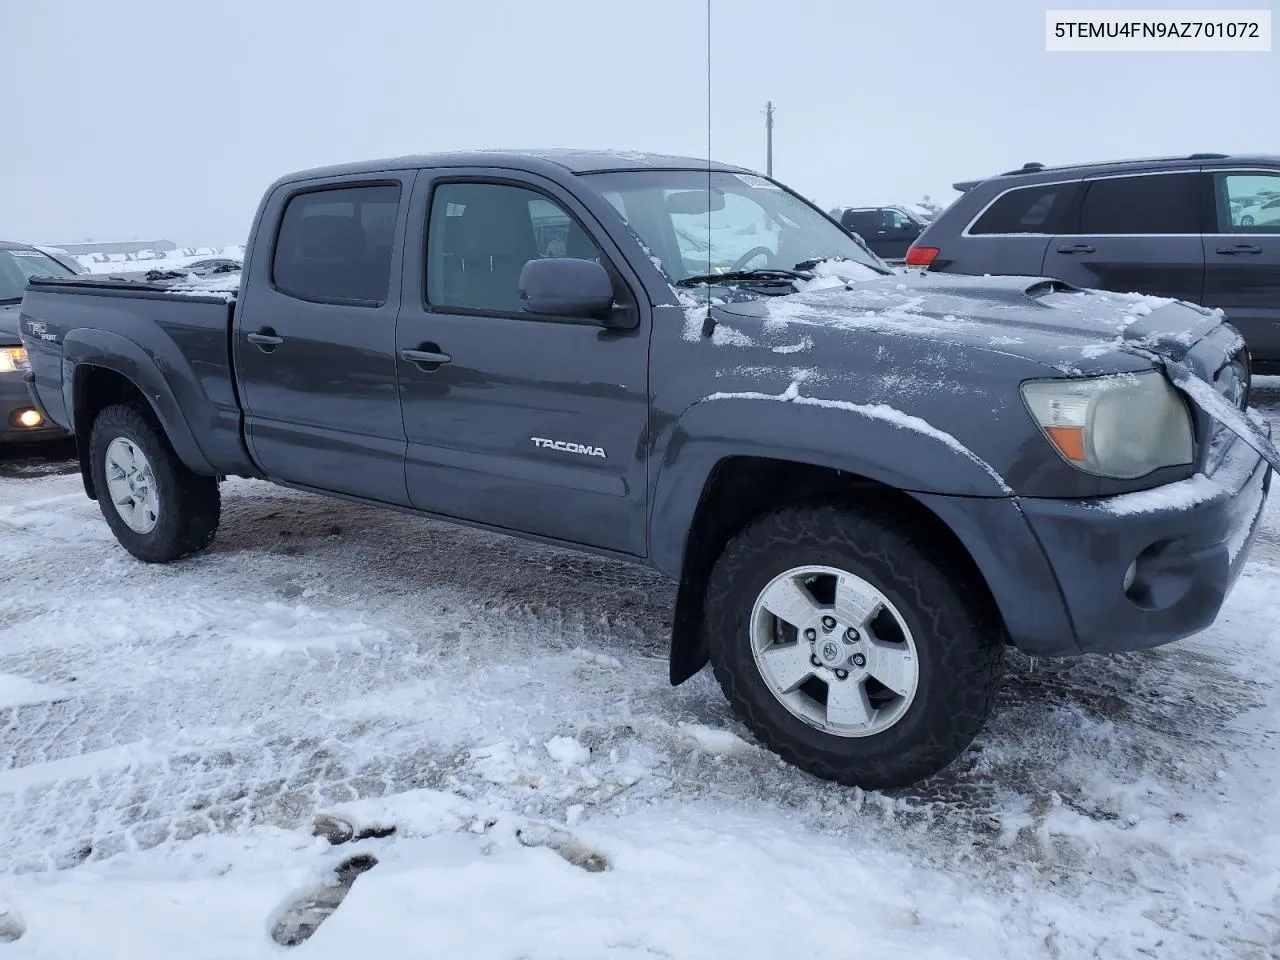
[270,854,379,947]
[516,822,610,873]
[312,813,396,846]
[0,910,26,943]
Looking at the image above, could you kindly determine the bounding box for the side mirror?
[519,257,617,323]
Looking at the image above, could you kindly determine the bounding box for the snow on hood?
[708,272,1223,372]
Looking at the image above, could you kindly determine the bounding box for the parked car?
[1236,194,1280,229]
[103,257,243,283]
[832,206,930,260]
[184,257,242,276]
[905,153,1280,373]
[18,150,1275,788]
[0,241,75,441]
[33,246,88,275]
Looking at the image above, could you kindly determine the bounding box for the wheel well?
[668,456,1004,685]
[73,366,151,501]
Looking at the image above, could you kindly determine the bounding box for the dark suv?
[833,206,928,260]
[906,154,1280,373]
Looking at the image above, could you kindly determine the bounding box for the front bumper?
[915,423,1271,658]
[0,370,67,443]
[1018,429,1271,656]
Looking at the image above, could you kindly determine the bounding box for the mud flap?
[1164,359,1280,472]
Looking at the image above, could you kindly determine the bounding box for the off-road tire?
[89,403,221,563]
[703,500,1004,789]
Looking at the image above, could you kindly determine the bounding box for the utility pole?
[765,101,775,176]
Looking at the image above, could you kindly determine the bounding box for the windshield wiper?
[674,267,812,288]
[793,255,892,276]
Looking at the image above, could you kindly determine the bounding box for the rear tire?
[703,500,1003,789]
[89,403,220,563]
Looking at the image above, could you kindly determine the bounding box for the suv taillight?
[904,246,940,268]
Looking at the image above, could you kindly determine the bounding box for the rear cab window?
[271,183,403,305]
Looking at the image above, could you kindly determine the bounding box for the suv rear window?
[968,183,1075,234]
[1076,173,1199,235]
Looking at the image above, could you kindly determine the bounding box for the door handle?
[1216,243,1263,255]
[1056,244,1096,254]
[246,329,284,349]
[400,346,452,368]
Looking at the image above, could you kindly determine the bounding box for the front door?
[394,170,651,554]
[1041,171,1205,303]
[233,174,414,505]
[1203,169,1280,370]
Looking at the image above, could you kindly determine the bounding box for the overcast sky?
[3,0,1276,245]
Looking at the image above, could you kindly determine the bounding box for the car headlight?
[1021,371,1194,479]
[0,347,29,374]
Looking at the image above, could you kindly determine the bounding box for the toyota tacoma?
[17,150,1276,788]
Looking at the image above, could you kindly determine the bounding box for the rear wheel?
[89,403,220,563]
[703,500,1004,789]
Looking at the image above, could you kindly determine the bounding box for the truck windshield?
[0,248,76,301]
[579,169,888,285]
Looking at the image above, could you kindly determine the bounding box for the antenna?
[705,0,712,288]
[765,101,774,176]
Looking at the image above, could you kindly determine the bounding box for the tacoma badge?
[531,437,607,459]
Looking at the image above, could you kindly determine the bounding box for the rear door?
[1203,168,1280,369]
[393,169,651,554]
[1041,171,1205,302]
[839,210,877,244]
[234,174,414,505]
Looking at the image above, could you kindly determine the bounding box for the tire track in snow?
[0,463,1278,953]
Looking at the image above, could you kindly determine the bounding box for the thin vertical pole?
[765,101,774,176]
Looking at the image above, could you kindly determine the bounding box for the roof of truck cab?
[0,240,40,251]
[272,149,753,186]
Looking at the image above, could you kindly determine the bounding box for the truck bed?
[20,274,256,478]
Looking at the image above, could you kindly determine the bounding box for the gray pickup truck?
[17,150,1276,789]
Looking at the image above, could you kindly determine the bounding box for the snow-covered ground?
[1,383,1278,958]
[76,246,245,275]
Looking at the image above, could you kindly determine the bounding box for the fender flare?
[62,328,215,478]
[650,393,1013,685]
[650,392,1011,578]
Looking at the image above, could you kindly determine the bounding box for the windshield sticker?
[10,250,43,257]
[735,174,780,190]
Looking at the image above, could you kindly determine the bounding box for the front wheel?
[89,403,221,563]
[703,501,1004,789]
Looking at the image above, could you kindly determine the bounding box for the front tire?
[89,403,221,563]
[703,500,1004,789]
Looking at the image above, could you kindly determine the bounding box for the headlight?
[0,347,29,374]
[1021,371,1194,479]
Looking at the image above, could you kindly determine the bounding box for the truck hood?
[709,271,1224,374]
[0,302,19,346]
